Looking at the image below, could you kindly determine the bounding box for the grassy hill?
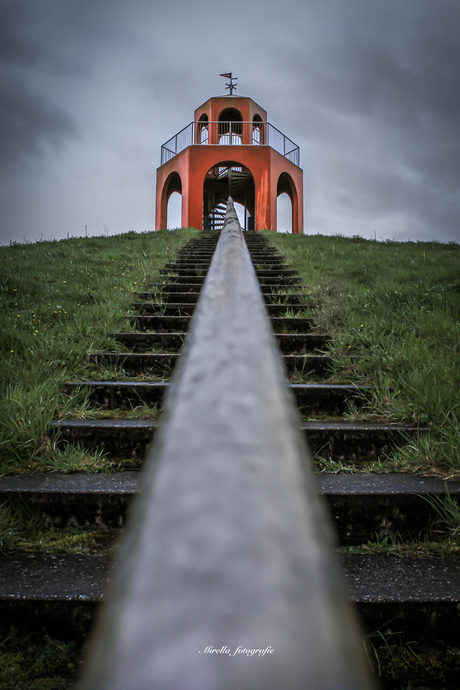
[267,232,460,478]
[1,229,459,478]
[0,228,459,688]
[0,229,197,475]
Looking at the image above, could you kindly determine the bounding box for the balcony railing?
[161,121,300,167]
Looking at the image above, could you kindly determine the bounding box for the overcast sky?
[1,0,459,244]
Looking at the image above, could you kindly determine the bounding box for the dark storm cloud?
[263,1,460,240]
[0,0,78,172]
[0,74,77,169]
[1,0,459,243]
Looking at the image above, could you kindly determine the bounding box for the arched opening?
[276,193,292,234]
[198,114,208,144]
[218,108,243,145]
[164,171,182,229]
[277,172,297,233]
[203,160,255,231]
[167,192,182,229]
[252,114,264,145]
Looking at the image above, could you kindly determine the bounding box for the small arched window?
[198,114,209,144]
[218,108,243,145]
[252,115,264,145]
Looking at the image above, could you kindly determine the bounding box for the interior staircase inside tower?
[204,166,253,230]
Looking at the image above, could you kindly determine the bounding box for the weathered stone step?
[276,333,332,353]
[1,552,457,609]
[246,252,281,258]
[151,275,301,286]
[88,352,336,376]
[110,331,331,353]
[343,556,460,604]
[174,254,215,260]
[111,331,185,351]
[157,282,202,293]
[62,381,370,412]
[302,419,426,463]
[1,471,452,542]
[164,261,212,270]
[52,418,154,461]
[160,267,298,278]
[51,418,421,467]
[126,314,316,333]
[251,262,291,269]
[173,255,215,262]
[160,268,211,278]
[88,352,180,374]
[130,302,316,317]
[126,315,190,332]
[138,291,312,305]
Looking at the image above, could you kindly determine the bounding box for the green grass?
[362,622,460,688]
[266,232,460,477]
[0,498,116,554]
[0,638,79,690]
[0,228,197,474]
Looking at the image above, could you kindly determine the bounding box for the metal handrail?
[161,121,301,167]
[77,199,373,690]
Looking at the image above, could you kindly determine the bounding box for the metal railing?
[78,199,373,690]
[161,121,300,167]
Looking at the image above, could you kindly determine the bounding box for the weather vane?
[220,72,237,95]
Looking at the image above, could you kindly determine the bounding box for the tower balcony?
[161,121,300,167]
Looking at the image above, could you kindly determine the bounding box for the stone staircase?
[1,230,459,688]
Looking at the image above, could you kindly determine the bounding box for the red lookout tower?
[155,81,303,233]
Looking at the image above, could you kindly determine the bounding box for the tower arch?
[197,114,209,144]
[277,172,300,234]
[218,108,243,145]
[252,114,264,145]
[158,171,182,230]
[203,160,255,231]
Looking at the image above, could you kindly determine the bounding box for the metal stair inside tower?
[203,165,254,230]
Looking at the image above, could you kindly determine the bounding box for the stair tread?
[0,552,457,603]
[342,555,460,603]
[51,417,421,432]
[64,380,371,392]
[1,471,457,496]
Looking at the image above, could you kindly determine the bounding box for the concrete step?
[160,267,298,278]
[276,333,332,353]
[51,417,422,468]
[129,302,316,317]
[157,283,203,293]
[110,331,332,353]
[164,262,212,270]
[62,381,371,412]
[88,351,180,374]
[302,419,426,463]
[126,314,316,333]
[127,315,190,332]
[1,471,453,543]
[1,552,457,616]
[160,268,211,277]
[111,331,186,351]
[151,275,302,287]
[87,352,338,376]
[137,291,313,305]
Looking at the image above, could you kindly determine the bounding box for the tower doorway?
[203,162,255,231]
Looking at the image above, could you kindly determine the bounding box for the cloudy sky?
[1,0,459,244]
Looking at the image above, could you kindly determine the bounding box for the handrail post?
[78,199,374,690]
